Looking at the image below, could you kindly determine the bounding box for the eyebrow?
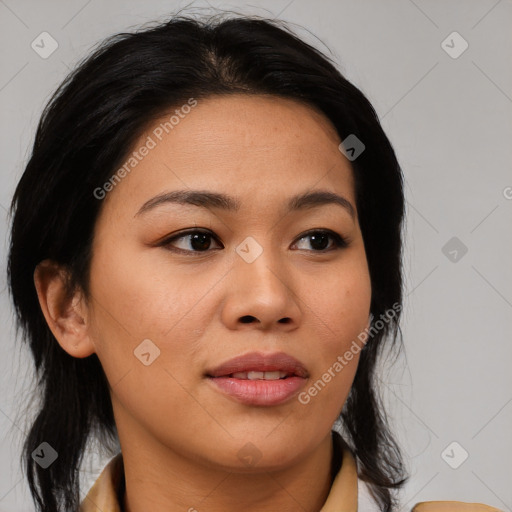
[135,189,355,219]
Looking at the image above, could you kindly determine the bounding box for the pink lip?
[207,376,307,406]
[205,351,309,378]
[206,352,309,377]
[205,351,309,406]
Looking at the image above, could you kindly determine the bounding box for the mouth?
[205,352,309,406]
[205,351,309,379]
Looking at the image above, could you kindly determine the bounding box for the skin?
[34,94,372,512]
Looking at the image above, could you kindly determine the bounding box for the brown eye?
[161,230,223,253]
[293,230,348,252]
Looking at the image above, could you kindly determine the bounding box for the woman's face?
[85,94,372,470]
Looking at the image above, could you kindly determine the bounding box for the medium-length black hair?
[8,11,407,512]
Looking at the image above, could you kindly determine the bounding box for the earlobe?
[33,259,96,358]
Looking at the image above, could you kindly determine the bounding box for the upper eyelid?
[167,229,222,244]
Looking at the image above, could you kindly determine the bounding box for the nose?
[220,245,302,331]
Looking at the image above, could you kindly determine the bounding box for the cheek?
[308,254,372,345]
[292,255,371,416]
[86,236,225,398]
[88,238,198,339]
[86,245,208,432]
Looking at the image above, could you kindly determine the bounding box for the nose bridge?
[235,235,287,297]
[221,235,301,329]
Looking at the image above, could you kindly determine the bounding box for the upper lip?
[205,351,309,378]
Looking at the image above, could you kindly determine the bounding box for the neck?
[118,429,339,512]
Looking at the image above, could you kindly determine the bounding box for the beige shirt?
[79,432,502,512]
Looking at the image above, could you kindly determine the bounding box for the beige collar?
[79,432,358,512]
[79,436,501,512]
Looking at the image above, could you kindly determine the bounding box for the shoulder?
[357,477,501,512]
[357,480,502,512]
[412,501,503,511]
[351,448,501,512]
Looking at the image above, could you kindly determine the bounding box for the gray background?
[1,0,511,510]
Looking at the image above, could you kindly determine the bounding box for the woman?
[6,12,501,512]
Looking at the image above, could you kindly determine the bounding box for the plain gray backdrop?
[0,0,511,510]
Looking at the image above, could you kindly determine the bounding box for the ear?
[33,259,96,358]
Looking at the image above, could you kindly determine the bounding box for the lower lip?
[207,376,307,406]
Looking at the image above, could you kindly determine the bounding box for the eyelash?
[159,229,349,255]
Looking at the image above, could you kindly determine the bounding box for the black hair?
[7,11,407,512]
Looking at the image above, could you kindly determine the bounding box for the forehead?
[101,94,356,215]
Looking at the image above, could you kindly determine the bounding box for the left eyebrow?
[135,189,355,220]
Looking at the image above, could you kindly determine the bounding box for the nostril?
[238,316,291,324]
